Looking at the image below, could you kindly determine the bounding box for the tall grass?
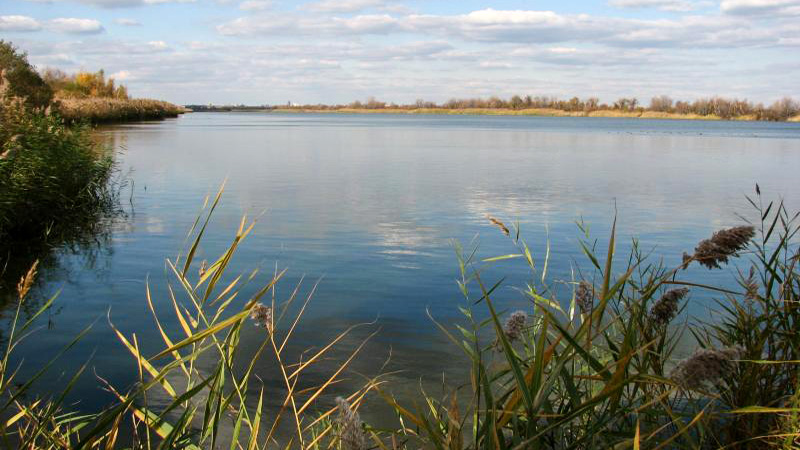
[0,97,116,246]
[0,186,383,449]
[0,186,796,449]
[54,97,186,123]
[379,189,799,449]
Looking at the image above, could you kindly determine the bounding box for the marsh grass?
[0,186,796,449]
[54,97,185,124]
[0,185,385,449]
[377,188,799,449]
[0,98,118,248]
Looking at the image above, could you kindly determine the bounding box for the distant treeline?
[42,68,129,100]
[186,104,270,112]
[277,95,800,121]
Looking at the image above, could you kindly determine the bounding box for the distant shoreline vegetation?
[189,95,800,122]
[42,68,186,123]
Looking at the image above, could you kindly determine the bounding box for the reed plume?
[16,260,39,300]
[250,302,273,333]
[336,396,366,450]
[487,216,510,236]
[684,226,755,269]
[672,346,743,388]
[575,281,594,315]
[649,288,688,327]
[503,310,527,341]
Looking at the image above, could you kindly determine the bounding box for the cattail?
[487,216,510,236]
[672,346,743,388]
[685,226,755,269]
[335,396,366,450]
[575,281,594,315]
[649,288,689,327]
[503,310,527,341]
[17,260,39,300]
[250,303,273,333]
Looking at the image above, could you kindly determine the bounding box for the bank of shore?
[269,106,800,122]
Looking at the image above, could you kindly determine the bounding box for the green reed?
[379,188,798,449]
[0,186,796,449]
[0,97,117,248]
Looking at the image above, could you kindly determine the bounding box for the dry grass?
[55,97,187,123]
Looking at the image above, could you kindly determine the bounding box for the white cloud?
[109,69,131,80]
[39,0,197,7]
[147,40,168,49]
[48,18,105,34]
[333,14,401,33]
[0,15,43,32]
[609,0,696,12]
[215,8,796,49]
[114,18,142,26]
[303,0,385,13]
[239,0,270,11]
[721,0,800,15]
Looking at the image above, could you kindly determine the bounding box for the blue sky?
[2,0,799,105]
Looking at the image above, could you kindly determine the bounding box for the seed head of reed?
[686,226,755,269]
[503,310,527,341]
[671,346,743,388]
[250,302,273,333]
[649,287,689,327]
[17,260,39,300]
[198,259,208,278]
[487,215,510,236]
[743,266,759,301]
[335,396,366,450]
[575,281,594,315]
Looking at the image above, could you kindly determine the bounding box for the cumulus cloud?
[114,18,142,25]
[0,15,43,32]
[303,0,385,13]
[48,18,105,34]
[720,0,800,15]
[239,0,270,11]
[217,13,402,35]
[609,0,697,12]
[109,69,132,80]
[38,0,197,7]
[221,8,798,49]
[147,40,168,50]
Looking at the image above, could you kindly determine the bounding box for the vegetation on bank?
[0,185,797,449]
[55,97,186,123]
[44,69,185,123]
[0,41,117,251]
[270,95,800,122]
[2,41,183,124]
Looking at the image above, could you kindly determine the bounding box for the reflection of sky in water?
[6,113,799,429]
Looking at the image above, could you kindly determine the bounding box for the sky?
[1,0,799,105]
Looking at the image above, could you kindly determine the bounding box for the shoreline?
[262,107,800,122]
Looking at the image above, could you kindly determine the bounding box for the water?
[4,112,799,432]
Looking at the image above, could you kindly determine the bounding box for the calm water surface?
[6,112,800,430]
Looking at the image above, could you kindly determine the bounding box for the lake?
[4,112,799,433]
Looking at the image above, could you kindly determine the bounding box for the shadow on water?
[0,143,128,347]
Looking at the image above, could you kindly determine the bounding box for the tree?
[0,41,53,109]
[650,95,673,112]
